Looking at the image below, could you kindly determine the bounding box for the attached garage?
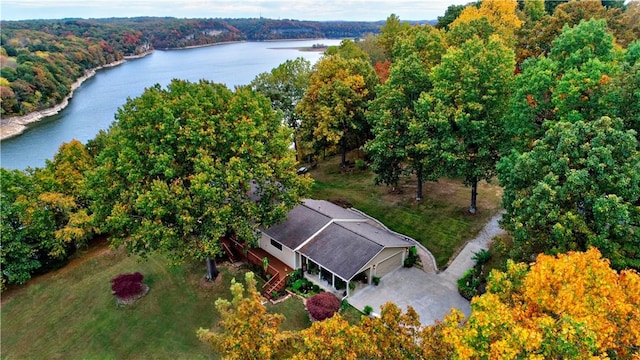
[375,251,404,278]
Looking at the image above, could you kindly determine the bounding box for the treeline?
[0,16,392,117]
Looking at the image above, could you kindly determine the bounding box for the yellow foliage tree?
[197,272,292,359]
[450,0,523,45]
[444,248,640,359]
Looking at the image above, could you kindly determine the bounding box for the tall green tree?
[498,117,640,269]
[366,25,446,200]
[0,169,40,288]
[88,79,310,279]
[297,50,378,167]
[507,19,625,151]
[417,35,515,213]
[377,14,411,60]
[250,57,312,161]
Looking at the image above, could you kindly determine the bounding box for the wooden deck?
[220,237,292,299]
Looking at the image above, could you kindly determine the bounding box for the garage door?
[376,251,403,277]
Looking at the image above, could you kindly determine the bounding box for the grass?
[0,245,312,360]
[2,152,503,359]
[308,152,503,268]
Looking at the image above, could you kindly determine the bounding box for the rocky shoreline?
[0,58,132,141]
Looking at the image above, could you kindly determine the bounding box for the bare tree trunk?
[340,138,347,167]
[416,163,423,201]
[469,179,478,214]
[205,256,219,281]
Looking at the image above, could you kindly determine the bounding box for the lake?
[0,39,343,170]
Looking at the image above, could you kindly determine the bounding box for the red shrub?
[111,280,143,298]
[306,292,340,321]
[111,272,144,299]
[111,272,143,285]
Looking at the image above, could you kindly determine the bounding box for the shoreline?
[0,58,129,141]
[0,38,332,141]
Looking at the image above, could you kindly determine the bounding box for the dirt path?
[1,237,113,306]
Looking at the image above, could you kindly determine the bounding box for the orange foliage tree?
[444,248,640,359]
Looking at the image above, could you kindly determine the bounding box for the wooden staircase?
[221,241,237,263]
[262,274,288,300]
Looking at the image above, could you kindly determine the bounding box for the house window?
[270,239,283,251]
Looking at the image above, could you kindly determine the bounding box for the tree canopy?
[201,249,639,359]
[445,248,640,358]
[498,116,640,269]
[88,79,310,276]
[297,42,378,166]
[417,34,515,213]
[250,57,312,160]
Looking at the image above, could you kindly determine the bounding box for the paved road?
[348,211,506,326]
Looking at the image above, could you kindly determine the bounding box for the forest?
[1,0,639,358]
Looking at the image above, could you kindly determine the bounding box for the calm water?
[0,39,342,170]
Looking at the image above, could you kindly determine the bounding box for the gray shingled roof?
[263,200,411,280]
[339,221,411,248]
[303,199,365,220]
[261,202,332,249]
[299,222,406,281]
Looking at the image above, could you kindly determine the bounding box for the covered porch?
[300,255,372,299]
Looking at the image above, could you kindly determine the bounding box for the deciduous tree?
[197,272,292,359]
[88,80,309,279]
[366,25,446,199]
[444,248,640,358]
[251,58,311,161]
[297,49,377,167]
[449,0,522,45]
[377,14,410,60]
[498,117,640,269]
[506,18,623,152]
[0,169,40,288]
[417,35,515,213]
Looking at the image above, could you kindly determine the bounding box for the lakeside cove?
[0,39,342,170]
[0,51,156,141]
[0,39,331,142]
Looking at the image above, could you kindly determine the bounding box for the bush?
[363,305,373,315]
[457,269,480,301]
[111,272,143,285]
[372,276,381,286]
[112,280,143,298]
[355,159,367,170]
[287,269,303,286]
[472,249,492,266]
[111,272,144,299]
[404,246,418,267]
[306,292,341,321]
[291,278,312,293]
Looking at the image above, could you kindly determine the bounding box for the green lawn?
[308,153,503,268]
[2,153,502,359]
[0,246,312,360]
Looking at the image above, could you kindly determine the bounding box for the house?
[258,199,414,297]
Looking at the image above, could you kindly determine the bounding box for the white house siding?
[372,248,405,278]
[259,233,296,269]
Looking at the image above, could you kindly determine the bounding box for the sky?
[1,0,471,22]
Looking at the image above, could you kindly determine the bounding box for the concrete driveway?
[347,212,505,326]
[348,267,470,325]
